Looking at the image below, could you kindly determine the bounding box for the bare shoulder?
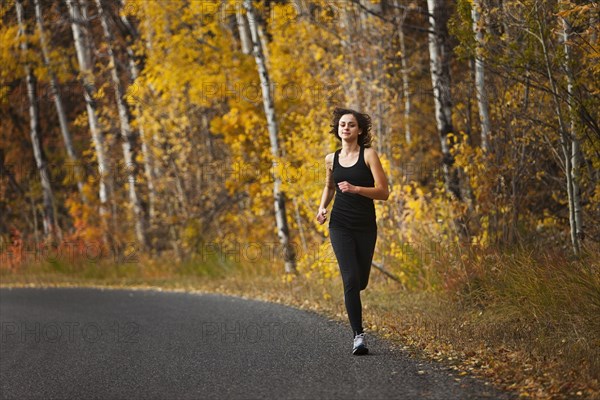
[364,147,380,166]
[325,152,335,167]
[364,147,378,157]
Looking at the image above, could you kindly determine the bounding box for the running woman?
[316,107,390,355]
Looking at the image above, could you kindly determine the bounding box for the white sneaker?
[352,333,368,355]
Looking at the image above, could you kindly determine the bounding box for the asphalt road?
[0,287,513,399]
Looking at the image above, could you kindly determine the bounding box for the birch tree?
[471,0,491,153]
[340,4,360,109]
[394,0,412,145]
[16,0,57,241]
[427,0,461,200]
[65,0,112,218]
[118,0,158,222]
[559,6,584,254]
[236,5,252,55]
[243,0,296,273]
[531,4,580,255]
[33,0,86,204]
[95,0,148,250]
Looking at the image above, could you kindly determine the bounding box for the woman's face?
[338,114,361,142]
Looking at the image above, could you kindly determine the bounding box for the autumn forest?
[2,0,598,270]
[2,0,600,396]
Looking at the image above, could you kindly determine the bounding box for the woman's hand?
[337,181,359,194]
[316,207,328,224]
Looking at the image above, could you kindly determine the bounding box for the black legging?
[329,227,377,335]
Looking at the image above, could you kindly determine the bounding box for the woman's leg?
[329,228,363,335]
[354,229,377,291]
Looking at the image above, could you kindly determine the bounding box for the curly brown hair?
[329,107,373,148]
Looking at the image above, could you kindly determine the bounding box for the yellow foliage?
[0,25,22,87]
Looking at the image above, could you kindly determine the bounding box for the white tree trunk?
[394,0,412,145]
[427,0,461,200]
[140,0,164,188]
[399,16,411,145]
[236,5,252,55]
[66,0,112,217]
[561,11,584,251]
[16,0,57,241]
[244,0,296,273]
[471,0,492,152]
[340,5,360,109]
[96,0,148,250]
[119,0,158,221]
[33,0,87,204]
[536,5,580,255]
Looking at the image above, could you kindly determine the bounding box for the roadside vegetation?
[2,239,598,399]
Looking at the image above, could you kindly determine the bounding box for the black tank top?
[329,145,377,231]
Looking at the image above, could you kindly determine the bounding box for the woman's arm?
[336,148,390,201]
[316,153,335,224]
